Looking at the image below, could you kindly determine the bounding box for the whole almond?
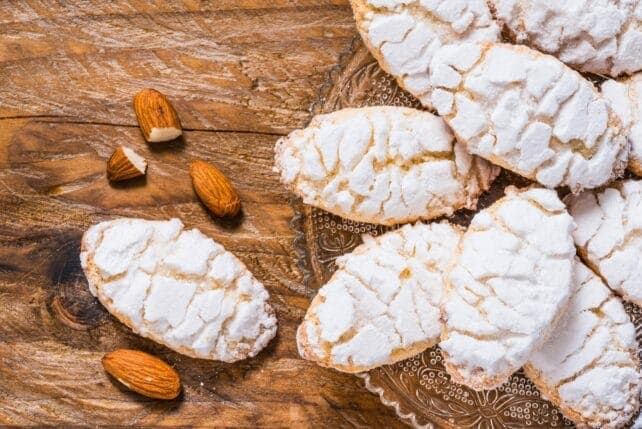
[133,88,182,143]
[107,146,147,181]
[190,160,241,217]
[102,349,181,400]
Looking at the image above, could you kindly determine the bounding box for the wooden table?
[0,2,402,426]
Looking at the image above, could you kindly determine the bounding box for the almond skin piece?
[107,146,147,181]
[133,88,182,143]
[102,349,181,400]
[190,160,241,217]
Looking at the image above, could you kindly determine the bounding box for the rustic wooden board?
[0,1,402,426]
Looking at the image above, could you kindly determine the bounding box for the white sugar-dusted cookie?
[297,222,462,373]
[491,0,642,77]
[440,186,575,390]
[525,260,640,429]
[569,179,642,307]
[80,218,277,362]
[425,42,628,191]
[274,107,499,226]
[350,0,500,109]
[602,74,642,175]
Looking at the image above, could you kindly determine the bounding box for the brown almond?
[102,349,181,400]
[133,88,182,143]
[107,146,147,181]
[190,160,241,217]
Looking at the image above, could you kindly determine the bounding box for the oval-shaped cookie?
[350,0,500,109]
[426,42,629,191]
[274,107,499,226]
[80,218,277,362]
[569,179,642,307]
[525,260,640,429]
[491,0,642,77]
[297,222,462,373]
[602,74,642,175]
[440,186,575,390]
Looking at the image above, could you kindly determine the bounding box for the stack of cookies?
[274,1,642,427]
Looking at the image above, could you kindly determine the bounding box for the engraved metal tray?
[291,39,642,428]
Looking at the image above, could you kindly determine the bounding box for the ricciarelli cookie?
[569,179,642,307]
[350,0,500,109]
[525,260,640,429]
[80,218,277,362]
[297,222,462,373]
[440,186,575,390]
[426,43,629,191]
[274,106,499,226]
[491,0,642,77]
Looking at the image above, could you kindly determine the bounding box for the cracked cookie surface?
[426,42,629,191]
[297,222,462,373]
[491,0,642,77]
[570,179,642,307]
[80,218,277,362]
[274,107,499,226]
[602,73,642,175]
[440,186,575,390]
[350,0,500,110]
[525,260,640,429]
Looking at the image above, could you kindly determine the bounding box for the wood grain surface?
[0,1,403,426]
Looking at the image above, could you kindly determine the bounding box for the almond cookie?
[602,73,642,175]
[274,107,499,226]
[80,218,277,362]
[491,0,642,77]
[440,186,575,390]
[350,0,500,109]
[525,260,640,429]
[569,179,642,307]
[297,222,462,373]
[426,42,628,192]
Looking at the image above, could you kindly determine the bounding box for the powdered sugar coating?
[80,218,277,362]
[427,42,628,191]
[569,179,642,307]
[297,222,462,373]
[602,73,642,175]
[274,107,499,226]
[440,186,575,390]
[350,0,499,110]
[492,0,642,77]
[524,260,640,429]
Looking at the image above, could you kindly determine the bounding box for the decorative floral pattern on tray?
[291,38,642,428]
